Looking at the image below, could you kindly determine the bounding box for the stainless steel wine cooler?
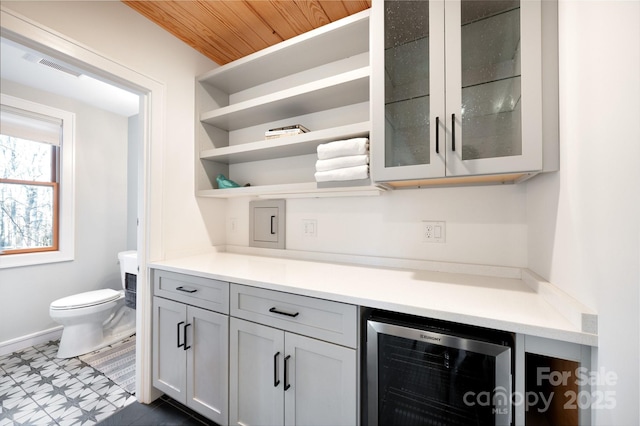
[366,311,514,426]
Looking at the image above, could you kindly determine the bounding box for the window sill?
[0,249,73,269]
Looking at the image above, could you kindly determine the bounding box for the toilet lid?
[50,289,121,310]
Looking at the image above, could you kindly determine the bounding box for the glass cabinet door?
[446,0,542,176]
[371,0,446,181]
[372,0,545,182]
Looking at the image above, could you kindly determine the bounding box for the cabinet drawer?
[153,269,229,314]
[230,284,357,348]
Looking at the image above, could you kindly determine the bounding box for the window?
[0,94,75,267]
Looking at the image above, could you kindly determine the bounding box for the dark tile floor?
[97,395,217,426]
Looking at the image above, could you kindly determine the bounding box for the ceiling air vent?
[22,53,83,78]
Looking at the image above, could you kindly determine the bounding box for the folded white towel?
[314,165,369,182]
[315,154,369,172]
[317,138,369,160]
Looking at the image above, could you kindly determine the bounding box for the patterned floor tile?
[13,406,56,426]
[48,406,82,425]
[0,354,22,371]
[0,375,16,393]
[31,392,67,413]
[72,365,106,385]
[21,380,55,398]
[37,359,64,374]
[1,339,136,426]
[52,356,85,372]
[14,348,44,362]
[94,383,132,409]
[10,370,43,390]
[1,395,40,422]
[0,386,28,411]
[76,398,119,424]
[33,340,59,354]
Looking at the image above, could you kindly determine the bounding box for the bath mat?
[80,334,136,394]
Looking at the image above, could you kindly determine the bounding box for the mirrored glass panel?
[384,0,430,168]
[461,0,521,161]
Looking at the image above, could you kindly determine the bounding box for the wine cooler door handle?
[284,355,291,391]
[177,321,185,348]
[274,352,280,387]
[435,116,440,154]
[183,323,191,351]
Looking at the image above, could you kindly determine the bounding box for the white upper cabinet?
[371,0,558,186]
[195,10,385,198]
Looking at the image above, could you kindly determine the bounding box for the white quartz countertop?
[149,252,597,346]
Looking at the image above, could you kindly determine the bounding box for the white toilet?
[50,250,137,358]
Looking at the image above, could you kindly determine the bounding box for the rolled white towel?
[315,154,369,172]
[314,165,369,182]
[317,138,369,160]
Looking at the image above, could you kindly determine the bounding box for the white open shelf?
[197,181,386,199]
[200,121,370,164]
[195,9,373,198]
[197,10,370,94]
[200,68,370,131]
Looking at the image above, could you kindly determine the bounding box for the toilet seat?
[50,289,122,310]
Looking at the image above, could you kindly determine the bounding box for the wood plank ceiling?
[123,1,371,65]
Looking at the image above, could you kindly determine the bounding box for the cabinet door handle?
[269,307,299,318]
[183,323,191,351]
[451,113,456,152]
[177,321,185,348]
[270,215,276,234]
[176,286,197,293]
[274,352,280,387]
[284,355,291,391]
[435,116,440,154]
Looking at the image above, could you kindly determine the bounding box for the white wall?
[0,79,129,343]
[527,1,640,424]
[228,184,528,267]
[2,1,226,260]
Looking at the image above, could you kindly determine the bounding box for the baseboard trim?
[0,326,63,357]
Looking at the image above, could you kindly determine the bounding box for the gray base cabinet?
[229,284,358,426]
[152,270,229,425]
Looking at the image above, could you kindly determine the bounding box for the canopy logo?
[462,367,617,413]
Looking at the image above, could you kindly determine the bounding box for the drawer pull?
[284,355,291,391]
[269,307,299,318]
[176,286,197,293]
[274,352,280,387]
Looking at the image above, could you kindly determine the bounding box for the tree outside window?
[1,135,59,253]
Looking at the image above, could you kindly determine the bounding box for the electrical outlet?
[302,219,317,238]
[423,221,445,243]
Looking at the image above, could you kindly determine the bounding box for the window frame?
[0,94,75,268]
[1,178,59,254]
